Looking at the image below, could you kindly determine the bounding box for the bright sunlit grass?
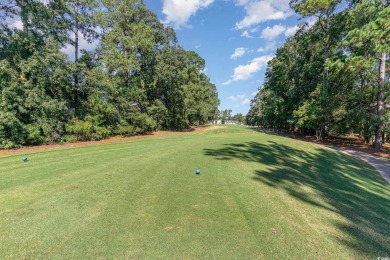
[1,125,389,258]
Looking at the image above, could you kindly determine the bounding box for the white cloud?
[223,79,234,86]
[242,98,251,104]
[229,95,238,101]
[235,0,292,29]
[257,41,276,52]
[11,20,23,30]
[284,25,299,37]
[241,30,254,38]
[267,0,291,11]
[279,18,316,39]
[229,94,249,102]
[223,55,273,85]
[236,0,250,5]
[261,24,286,40]
[231,47,247,59]
[307,17,317,28]
[4,18,24,30]
[162,0,214,28]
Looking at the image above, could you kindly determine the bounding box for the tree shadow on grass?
[204,141,390,257]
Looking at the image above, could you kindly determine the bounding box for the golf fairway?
[0,125,389,259]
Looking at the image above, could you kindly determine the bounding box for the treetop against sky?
[145,0,316,114]
[7,0,314,114]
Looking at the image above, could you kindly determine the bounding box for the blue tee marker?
[22,157,28,162]
[196,169,200,175]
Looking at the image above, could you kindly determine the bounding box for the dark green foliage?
[65,117,111,141]
[0,0,219,148]
[247,1,389,145]
[0,33,70,148]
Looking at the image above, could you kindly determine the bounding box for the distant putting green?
[1,125,389,258]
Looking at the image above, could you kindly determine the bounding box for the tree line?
[247,0,389,150]
[217,109,245,124]
[0,0,219,148]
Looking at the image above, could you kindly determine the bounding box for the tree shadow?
[204,141,390,256]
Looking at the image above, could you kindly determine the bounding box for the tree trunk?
[323,45,329,93]
[22,17,28,32]
[382,131,386,144]
[374,53,386,150]
[75,23,79,62]
[316,128,324,141]
[73,13,79,116]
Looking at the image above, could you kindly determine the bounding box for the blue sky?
[144,0,315,115]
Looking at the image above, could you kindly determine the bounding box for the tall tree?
[0,34,71,148]
[344,0,390,149]
[290,0,341,90]
[52,0,98,116]
[290,0,346,139]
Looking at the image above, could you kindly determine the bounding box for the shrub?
[60,135,78,144]
[132,113,157,134]
[92,126,111,140]
[66,119,94,141]
[116,123,136,137]
[26,124,45,145]
[25,121,60,145]
[0,114,26,148]
[66,118,112,141]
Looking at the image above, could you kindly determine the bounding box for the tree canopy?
[0,0,219,148]
[247,0,389,149]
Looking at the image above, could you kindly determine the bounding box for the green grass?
[1,125,389,259]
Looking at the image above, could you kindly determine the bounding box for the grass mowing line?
[221,143,345,259]
[0,135,194,190]
[0,125,389,258]
[220,159,264,248]
[1,138,185,258]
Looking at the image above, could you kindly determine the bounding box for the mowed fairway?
[1,125,389,259]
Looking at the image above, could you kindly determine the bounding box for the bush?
[0,114,26,148]
[60,135,78,144]
[0,140,19,149]
[66,119,94,141]
[132,113,157,134]
[116,123,136,137]
[26,124,45,145]
[147,100,168,129]
[92,126,111,140]
[25,122,59,145]
[65,118,112,141]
